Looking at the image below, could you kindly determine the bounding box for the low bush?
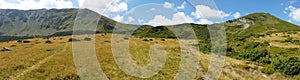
[261,42,270,46]
[239,49,269,61]
[45,40,52,44]
[46,49,53,51]
[104,40,110,43]
[149,39,153,41]
[244,42,261,49]
[17,40,22,43]
[51,74,80,80]
[272,56,300,75]
[23,40,31,43]
[10,45,17,47]
[68,38,80,42]
[123,37,129,40]
[261,65,275,74]
[84,37,92,41]
[143,39,149,42]
[289,48,299,51]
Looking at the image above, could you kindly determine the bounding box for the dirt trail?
[9,43,69,80]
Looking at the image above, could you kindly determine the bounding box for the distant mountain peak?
[225,12,300,35]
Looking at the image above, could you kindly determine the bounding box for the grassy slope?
[0,34,299,79]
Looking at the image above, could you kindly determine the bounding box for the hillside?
[1,9,300,79]
[0,9,117,36]
[0,9,300,42]
[225,13,300,36]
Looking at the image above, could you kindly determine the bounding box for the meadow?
[0,33,300,80]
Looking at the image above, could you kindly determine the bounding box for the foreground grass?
[0,34,299,79]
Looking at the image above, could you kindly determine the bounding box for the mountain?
[0,9,117,37]
[225,13,300,36]
[0,9,299,42]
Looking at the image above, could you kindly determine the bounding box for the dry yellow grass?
[250,32,300,48]
[0,34,296,79]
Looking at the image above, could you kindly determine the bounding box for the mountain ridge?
[0,8,299,42]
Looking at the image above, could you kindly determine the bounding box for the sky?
[0,0,299,26]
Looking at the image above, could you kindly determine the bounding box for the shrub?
[23,40,30,43]
[261,41,270,46]
[84,37,92,41]
[284,37,293,42]
[14,65,25,70]
[149,39,153,41]
[46,49,52,51]
[240,49,269,61]
[253,34,260,38]
[258,57,271,64]
[161,39,166,41]
[10,45,17,47]
[244,42,261,49]
[68,38,80,42]
[17,40,22,43]
[261,65,275,74]
[104,40,110,43]
[272,57,300,75]
[289,48,299,51]
[123,37,129,40]
[143,39,149,42]
[51,74,80,80]
[45,40,52,44]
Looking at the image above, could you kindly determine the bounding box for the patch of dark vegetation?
[104,40,110,43]
[45,40,52,44]
[17,40,22,43]
[68,38,80,42]
[0,36,40,42]
[272,56,300,75]
[10,45,17,47]
[46,49,53,51]
[143,39,149,42]
[149,39,153,41]
[84,37,92,41]
[123,37,129,40]
[51,74,80,80]
[23,40,31,43]
[50,31,102,37]
[261,65,275,74]
[13,65,25,71]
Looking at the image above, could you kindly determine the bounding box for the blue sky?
[1,0,300,26]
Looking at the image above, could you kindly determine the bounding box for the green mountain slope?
[0,9,299,42]
[225,13,300,36]
[0,9,117,37]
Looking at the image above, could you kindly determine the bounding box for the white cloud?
[287,5,300,22]
[283,11,287,14]
[163,2,173,9]
[177,1,186,9]
[78,0,128,16]
[197,19,213,24]
[0,0,73,10]
[148,12,194,26]
[232,12,241,19]
[191,5,230,19]
[113,15,124,22]
[151,8,156,11]
[138,19,144,23]
[127,16,135,22]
